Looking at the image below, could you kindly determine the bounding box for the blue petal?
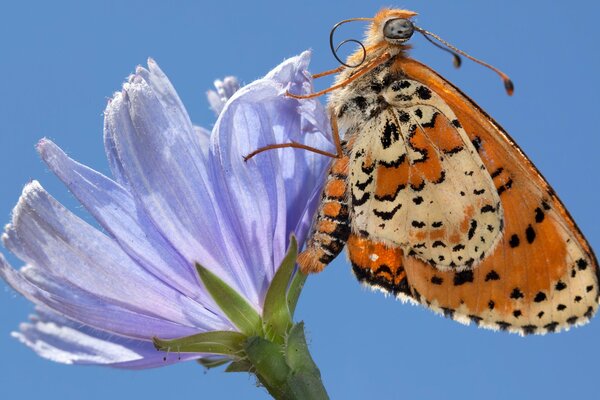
[0,255,205,339]
[103,102,129,188]
[37,138,218,309]
[207,76,241,117]
[106,66,253,302]
[14,307,202,369]
[2,182,230,334]
[194,125,212,158]
[209,52,333,301]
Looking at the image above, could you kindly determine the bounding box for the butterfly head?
[371,9,418,46]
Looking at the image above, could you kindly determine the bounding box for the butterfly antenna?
[330,18,373,68]
[415,26,514,95]
[421,33,462,68]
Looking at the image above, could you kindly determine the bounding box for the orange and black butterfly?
[248,8,599,335]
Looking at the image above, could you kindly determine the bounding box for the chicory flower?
[0,50,332,380]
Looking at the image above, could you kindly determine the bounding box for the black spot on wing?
[397,111,410,123]
[374,184,405,202]
[534,292,547,302]
[534,207,545,223]
[490,167,504,178]
[471,136,482,152]
[415,85,432,100]
[410,181,426,192]
[467,220,477,240]
[391,80,411,91]
[525,225,536,244]
[544,322,559,332]
[522,325,537,335]
[510,288,524,300]
[485,270,500,281]
[431,276,443,285]
[481,204,495,213]
[453,270,474,286]
[352,191,370,206]
[381,120,400,149]
[444,146,464,156]
[433,171,446,184]
[379,154,406,168]
[374,203,403,220]
[497,178,514,196]
[355,176,373,191]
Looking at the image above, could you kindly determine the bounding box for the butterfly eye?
[383,18,415,41]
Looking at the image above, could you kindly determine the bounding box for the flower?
[0,51,332,369]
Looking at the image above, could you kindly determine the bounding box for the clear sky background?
[1,1,599,399]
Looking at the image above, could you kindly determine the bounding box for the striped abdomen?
[298,155,351,273]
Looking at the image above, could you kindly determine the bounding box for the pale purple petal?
[194,125,211,158]
[2,182,230,332]
[0,256,204,339]
[37,139,218,309]
[209,52,333,299]
[103,104,129,187]
[14,307,201,369]
[107,75,254,303]
[207,76,241,116]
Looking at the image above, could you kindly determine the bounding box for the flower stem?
[245,322,329,400]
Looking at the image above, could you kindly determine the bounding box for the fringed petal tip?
[207,76,241,117]
[11,308,203,369]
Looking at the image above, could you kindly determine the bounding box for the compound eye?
[383,18,414,41]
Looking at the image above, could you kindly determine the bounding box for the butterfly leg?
[298,152,351,274]
[286,52,392,100]
[312,66,345,79]
[244,109,344,161]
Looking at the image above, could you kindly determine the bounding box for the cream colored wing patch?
[349,81,503,271]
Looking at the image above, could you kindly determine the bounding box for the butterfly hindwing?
[348,89,503,271]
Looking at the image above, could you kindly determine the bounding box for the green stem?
[245,322,329,400]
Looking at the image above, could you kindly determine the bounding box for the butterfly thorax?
[329,56,505,271]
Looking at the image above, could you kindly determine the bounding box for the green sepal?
[262,235,297,343]
[285,322,319,373]
[287,269,307,317]
[225,359,253,373]
[153,330,246,356]
[285,322,329,400]
[196,263,262,336]
[245,336,291,396]
[197,357,231,369]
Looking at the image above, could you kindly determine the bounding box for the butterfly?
[246,8,599,335]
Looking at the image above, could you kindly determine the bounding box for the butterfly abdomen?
[298,155,351,273]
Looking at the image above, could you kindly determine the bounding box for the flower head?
[0,51,332,369]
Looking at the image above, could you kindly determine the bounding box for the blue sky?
[1,1,599,399]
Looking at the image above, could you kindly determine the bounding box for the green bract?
[152,236,328,400]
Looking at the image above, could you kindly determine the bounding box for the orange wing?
[371,58,599,335]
